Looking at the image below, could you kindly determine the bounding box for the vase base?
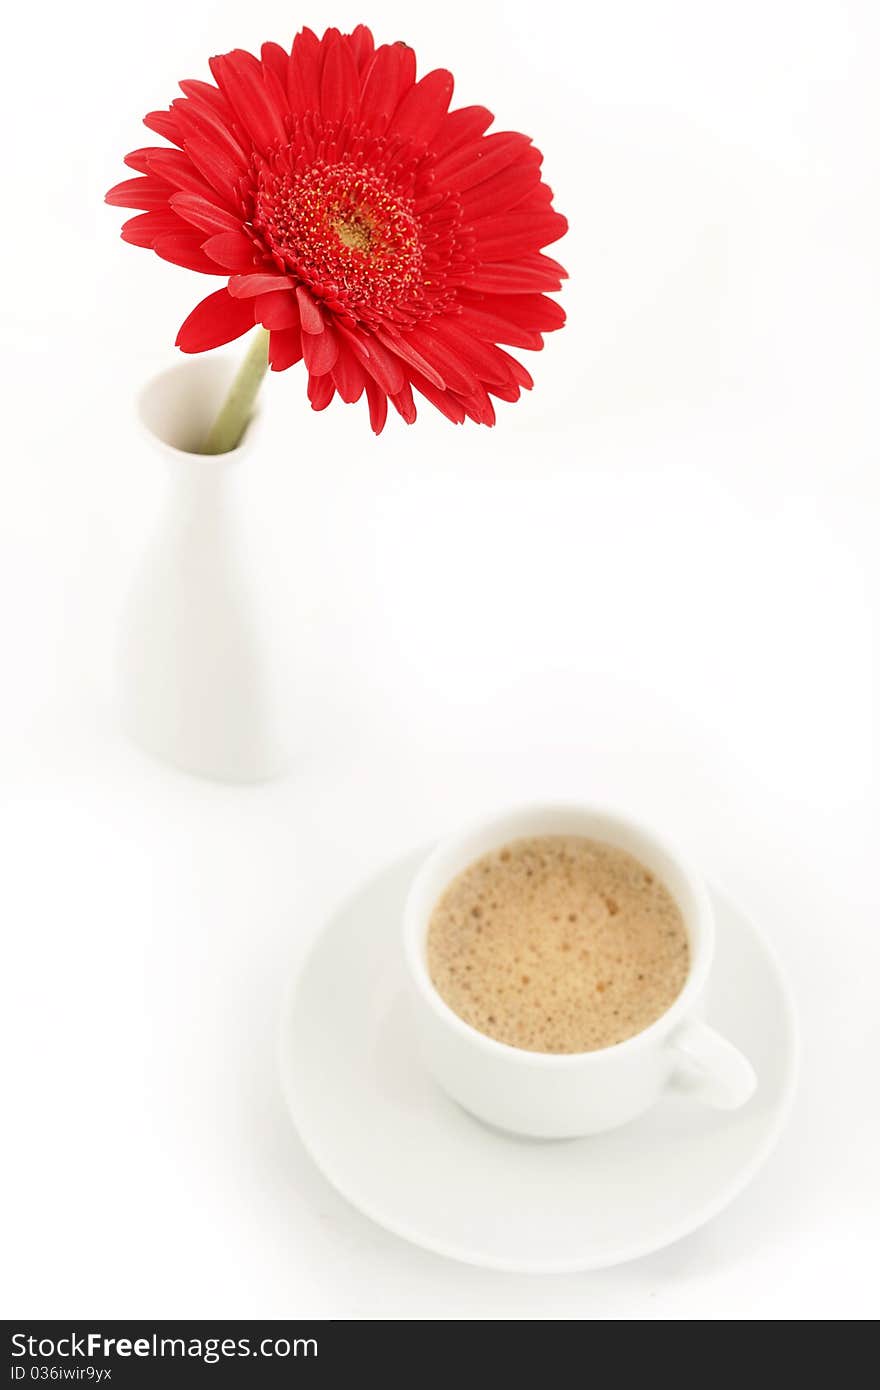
[118,711,289,785]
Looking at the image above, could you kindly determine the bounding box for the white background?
[1,0,877,1319]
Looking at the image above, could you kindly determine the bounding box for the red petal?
[349,24,375,72]
[202,231,259,270]
[513,183,555,212]
[175,288,256,353]
[301,323,339,375]
[121,210,187,247]
[169,192,240,235]
[154,233,221,274]
[178,78,233,116]
[435,132,534,191]
[229,272,294,297]
[364,376,388,434]
[261,55,290,122]
[209,49,288,149]
[359,334,405,395]
[288,27,322,116]
[389,382,417,424]
[296,286,324,334]
[486,379,521,403]
[495,348,534,390]
[393,43,416,95]
[179,135,243,205]
[460,259,565,294]
[105,177,170,210]
[143,110,183,146]
[520,250,569,280]
[427,320,514,385]
[372,327,446,390]
[461,291,565,332]
[461,384,496,426]
[389,69,454,145]
[335,324,372,363]
[331,341,366,402]
[406,329,479,394]
[358,43,413,130]
[431,105,493,157]
[456,304,544,350]
[459,163,542,222]
[256,290,300,330]
[172,94,249,168]
[320,34,360,123]
[308,373,336,411]
[146,148,219,199]
[408,372,465,424]
[473,210,568,260]
[268,328,303,371]
[260,41,290,87]
[123,148,157,173]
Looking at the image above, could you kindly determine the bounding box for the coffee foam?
[427,835,689,1054]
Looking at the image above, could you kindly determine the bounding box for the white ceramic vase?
[117,358,287,782]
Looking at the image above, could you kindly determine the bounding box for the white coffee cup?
[402,803,757,1138]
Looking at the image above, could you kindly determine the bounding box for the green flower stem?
[202,327,270,455]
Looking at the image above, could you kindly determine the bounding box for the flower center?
[334,211,374,253]
[253,157,425,319]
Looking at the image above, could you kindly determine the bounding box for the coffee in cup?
[427,835,689,1054]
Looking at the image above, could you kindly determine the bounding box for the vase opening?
[138,357,256,458]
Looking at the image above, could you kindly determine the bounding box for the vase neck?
[154,446,239,530]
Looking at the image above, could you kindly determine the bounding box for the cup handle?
[668,1019,757,1109]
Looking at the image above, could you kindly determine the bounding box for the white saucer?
[279,852,798,1273]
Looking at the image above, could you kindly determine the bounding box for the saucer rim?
[278,860,800,1274]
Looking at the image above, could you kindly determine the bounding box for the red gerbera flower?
[106,24,567,433]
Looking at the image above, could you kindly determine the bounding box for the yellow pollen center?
[333,212,374,253]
